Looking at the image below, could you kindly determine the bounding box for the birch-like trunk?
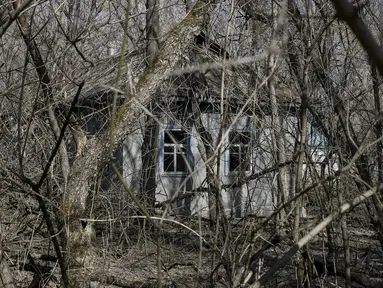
[268,2,289,227]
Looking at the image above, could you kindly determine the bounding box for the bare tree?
[0,0,216,286]
[139,0,160,209]
[4,1,383,287]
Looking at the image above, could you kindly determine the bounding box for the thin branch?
[15,0,71,185]
[17,48,29,176]
[0,0,34,39]
[35,82,84,189]
[250,183,382,288]
[331,0,383,76]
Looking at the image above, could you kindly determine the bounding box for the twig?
[250,183,381,287]
[331,0,383,76]
[0,0,34,38]
[35,82,84,189]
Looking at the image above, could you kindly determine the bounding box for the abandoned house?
[75,32,328,219]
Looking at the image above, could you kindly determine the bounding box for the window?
[308,123,327,148]
[228,131,251,172]
[163,130,188,173]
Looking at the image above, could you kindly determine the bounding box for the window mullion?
[173,144,177,172]
[163,129,188,173]
[240,144,243,169]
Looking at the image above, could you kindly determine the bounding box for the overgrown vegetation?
[1,0,383,287]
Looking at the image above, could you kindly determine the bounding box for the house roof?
[66,32,305,116]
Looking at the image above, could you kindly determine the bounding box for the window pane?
[230,131,250,144]
[176,153,187,172]
[164,154,174,172]
[164,130,187,144]
[229,130,251,172]
[164,132,172,144]
[309,129,325,147]
[308,122,327,147]
[173,131,187,144]
[230,146,240,154]
[163,129,188,173]
[230,153,240,171]
[164,146,173,153]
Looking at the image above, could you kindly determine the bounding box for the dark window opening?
[163,130,188,173]
[228,131,251,172]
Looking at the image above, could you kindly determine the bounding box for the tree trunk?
[139,0,160,209]
[289,0,383,250]
[268,2,289,228]
[62,1,216,286]
[292,1,311,285]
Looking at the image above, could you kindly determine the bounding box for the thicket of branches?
[1,0,383,287]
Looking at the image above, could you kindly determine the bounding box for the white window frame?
[159,125,189,175]
[225,128,253,175]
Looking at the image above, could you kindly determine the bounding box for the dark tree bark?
[330,0,383,76]
[140,0,160,209]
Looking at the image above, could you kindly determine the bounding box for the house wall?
[123,113,278,218]
[78,96,331,218]
[121,111,332,218]
[122,125,144,193]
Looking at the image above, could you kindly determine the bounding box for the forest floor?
[86,216,383,288]
[15,216,383,288]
